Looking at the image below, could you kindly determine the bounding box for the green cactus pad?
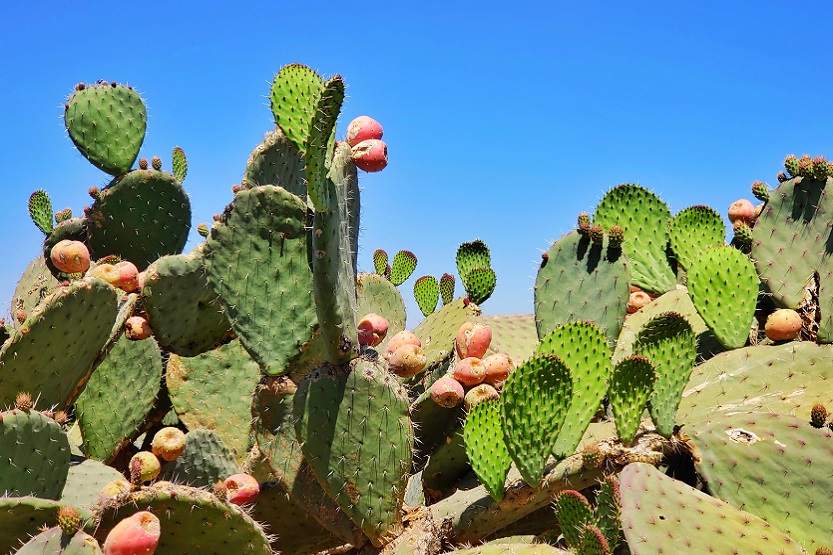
[270,64,325,153]
[423,429,471,499]
[633,312,696,437]
[414,275,440,316]
[752,175,833,342]
[464,398,511,502]
[0,278,117,411]
[594,477,621,549]
[0,409,70,499]
[158,429,241,487]
[414,297,480,373]
[15,527,102,555]
[456,239,492,283]
[64,82,146,176]
[390,250,418,286]
[305,75,343,210]
[11,255,60,323]
[445,544,571,555]
[0,497,90,555]
[171,145,187,182]
[167,340,260,462]
[440,273,455,305]
[463,267,497,305]
[500,354,572,485]
[475,313,538,364]
[75,334,162,462]
[592,184,675,294]
[687,245,758,349]
[241,127,306,196]
[94,482,272,555]
[42,217,88,279]
[620,462,804,555]
[28,190,54,235]
[294,359,413,546]
[535,321,612,458]
[60,458,125,513]
[373,249,389,276]
[204,185,316,375]
[356,272,407,354]
[691,412,833,550]
[667,205,725,271]
[608,355,655,444]
[143,249,234,357]
[85,169,190,269]
[535,230,630,345]
[553,490,594,549]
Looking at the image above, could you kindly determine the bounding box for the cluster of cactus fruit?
[5,62,833,555]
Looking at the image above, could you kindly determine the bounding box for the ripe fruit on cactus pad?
[764,309,802,341]
[126,316,152,340]
[223,473,260,505]
[103,511,161,555]
[387,343,427,377]
[50,239,91,273]
[727,198,755,225]
[151,427,186,461]
[430,376,465,408]
[385,330,421,359]
[482,353,513,387]
[455,321,492,359]
[351,139,388,172]
[454,357,487,387]
[346,115,383,147]
[465,383,499,411]
[357,313,389,347]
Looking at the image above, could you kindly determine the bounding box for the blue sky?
[1,2,832,326]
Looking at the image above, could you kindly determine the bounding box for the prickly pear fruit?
[129,451,161,484]
[811,403,828,428]
[627,289,652,314]
[387,343,427,378]
[50,240,91,274]
[357,313,389,347]
[346,115,383,147]
[100,479,131,499]
[58,506,82,536]
[430,376,465,408]
[223,473,260,505]
[103,511,161,555]
[764,309,802,341]
[728,199,756,225]
[482,353,514,388]
[455,321,492,359]
[125,316,152,340]
[453,357,487,387]
[114,261,140,292]
[385,330,421,360]
[464,383,499,411]
[150,427,186,461]
[351,139,388,172]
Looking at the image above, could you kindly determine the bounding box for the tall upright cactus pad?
[691,412,833,551]
[305,75,344,210]
[667,205,725,271]
[535,322,612,458]
[620,463,804,555]
[457,239,497,304]
[270,64,325,154]
[414,275,440,316]
[608,356,655,444]
[593,184,675,294]
[687,245,758,349]
[390,250,418,286]
[752,174,833,342]
[28,190,54,235]
[171,145,188,182]
[64,81,146,176]
[204,185,317,375]
[0,409,70,499]
[464,398,511,502]
[440,273,455,305]
[500,354,572,485]
[356,272,406,354]
[85,169,191,269]
[12,255,60,321]
[535,230,630,345]
[0,278,117,410]
[294,359,414,546]
[242,127,306,196]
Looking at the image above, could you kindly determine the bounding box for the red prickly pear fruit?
[50,240,91,274]
[482,353,514,388]
[387,344,427,378]
[150,427,186,462]
[464,383,500,411]
[351,139,388,172]
[113,261,140,292]
[728,199,756,225]
[627,290,652,314]
[357,313,389,347]
[430,376,465,408]
[455,322,492,360]
[764,309,802,341]
[103,511,161,555]
[385,330,421,360]
[346,116,383,147]
[126,316,152,340]
[453,357,487,387]
[223,473,260,505]
[129,451,161,484]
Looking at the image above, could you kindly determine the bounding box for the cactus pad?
[667,205,725,271]
[440,273,455,305]
[464,398,511,502]
[270,64,325,153]
[242,127,306,196]
[414,275,440,316]
[608,355,655,444]
[390,250,418,286]
[171,145,187,182]
[28,190,54,235]
[0,409,70,499]
[356,272,407,354]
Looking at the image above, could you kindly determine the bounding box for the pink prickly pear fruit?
[482,353,514,388]
[387,344,427,378]
[357,313,389,347]
[385,330,421,360]
[129,451,161,484]
[464,383,500,411]
[126,316,152,340]
[114,261,140,292]
[627,290,652,314]
[453,357,487,387]
[351,139,388,172]
[430,376,465,408]
[728,199,756,225]
[103,511,161,555]
[764,309,802,341]
[50,240,91,274]
[136,270,147,293]
[150,427,186,462]
[455,322,492,360]
[223,473,260,505]
[346,116,383,147]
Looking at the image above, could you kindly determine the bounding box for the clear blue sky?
[1,2,832,326]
